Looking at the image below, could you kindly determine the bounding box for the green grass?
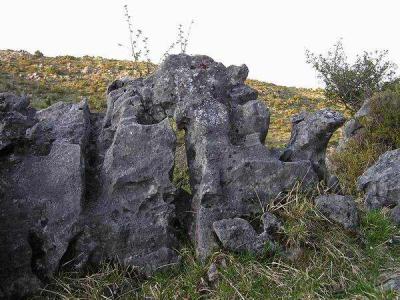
[33,186,400,299]
[0,50,153,110]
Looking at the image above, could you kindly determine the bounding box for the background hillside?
[0,50,347,147]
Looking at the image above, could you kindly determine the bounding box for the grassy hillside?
[0,50,347,147]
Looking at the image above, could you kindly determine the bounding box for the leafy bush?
[33,50,44,58]
[331,89,400,193]
[306,40,398,112]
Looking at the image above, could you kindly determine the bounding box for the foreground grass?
[34,187,400,299]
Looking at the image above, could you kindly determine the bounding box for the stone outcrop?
[213,218,270,255]
[315,194,359,230]
[357,149,400,215]
[0,54,344,298]
[281,109,346,180]
[68,82,180,274]
[0,94,89,298]
[212,212,281,255]
[339,98,371,149]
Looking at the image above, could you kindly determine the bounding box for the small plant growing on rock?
[119,5,194,76]
[160,20,195,63]
[118,4,154,77]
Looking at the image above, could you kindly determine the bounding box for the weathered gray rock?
[149,54,320,260]
[0,96,89,299]
[315,194,359,230]
[0,54,345,298]
[66,79,181,275]
[357,149,400,213]
[212,212,282,255]
[339,98,371,149]
[281,109,346,179]
[213,218,269,255]
[95,54,343,261]
[0,92,35,153]
[262,211,282,235]
[379,273,400,293]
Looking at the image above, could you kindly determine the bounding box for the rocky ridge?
[0,54,346,298]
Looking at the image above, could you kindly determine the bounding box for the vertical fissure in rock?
[28,231,47,282]
[82,112,104,210]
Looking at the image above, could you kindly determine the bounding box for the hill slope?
[0,50,346,147]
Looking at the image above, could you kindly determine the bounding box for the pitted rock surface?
[358,149,400,214]
[0,94,89,298]
[0,54,344,298]
[315,194,359,230]
[213,218,270,255]
[281,109,346,180]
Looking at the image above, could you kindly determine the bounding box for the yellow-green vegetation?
[331,89,400,194]
[0,50,153,111]
[0,50,348,148]
[34,186,400,299]
[247,80,349,147]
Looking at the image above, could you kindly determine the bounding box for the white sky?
[1,0,399,88]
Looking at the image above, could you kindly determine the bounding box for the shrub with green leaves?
[306,40,398,112]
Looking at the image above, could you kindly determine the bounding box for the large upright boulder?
[103,54,321,260]
[0,95,89,299]
[60,77,179,275]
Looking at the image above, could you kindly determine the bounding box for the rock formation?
[339,98,371,149]
[0,94,89,298]
[315,194,359,230]
[281,109,346,180]
[358,149,400,216]
[213,218,271,255]
[0,54,344,298]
